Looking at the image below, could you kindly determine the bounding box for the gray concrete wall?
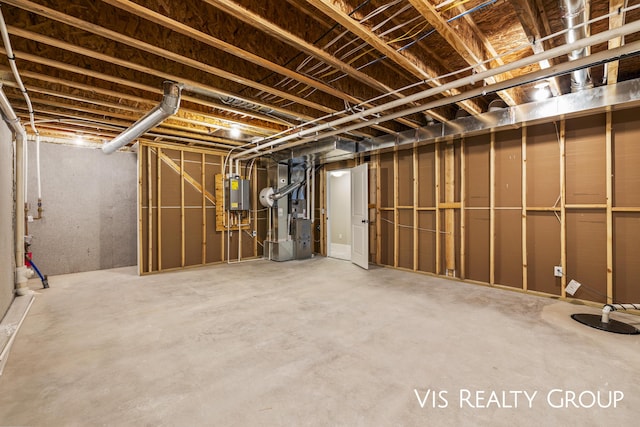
[0,121,15,318]
[25,142,137,276]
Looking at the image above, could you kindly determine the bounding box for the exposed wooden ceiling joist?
[409,0,521,106]
[607,0,627,85]
[308,0,484,116]
[0,0,636,155]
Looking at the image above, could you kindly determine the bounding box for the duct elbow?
[102,81,182,154]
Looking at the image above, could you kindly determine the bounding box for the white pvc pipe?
[0,85,30,296]
[601,304,640,323]
[1,5,40,210]
[36,134,41,199]
[244,38,640,160]
[232,19,640,161]
[310,162,315,224]
[23,132,27,203]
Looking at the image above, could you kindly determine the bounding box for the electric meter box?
[225,177,250,211]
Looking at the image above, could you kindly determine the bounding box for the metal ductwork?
[102,81,182,154]
[560,0,593,92]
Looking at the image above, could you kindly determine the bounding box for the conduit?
[560,0,593,91]
[232,19,640,161]
[242,41,640,160]
[0,4,43,218]
[102,81,182,154]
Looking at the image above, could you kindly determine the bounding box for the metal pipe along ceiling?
[560,0,593,92]
[233,19,640,161]
[101,81,183,154]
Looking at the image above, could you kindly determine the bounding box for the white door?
[351,163,369,269]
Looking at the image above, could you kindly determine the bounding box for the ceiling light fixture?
[533,81,551,101]
[230,124,241,139]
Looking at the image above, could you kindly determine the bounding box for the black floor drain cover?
[571,313,640,335]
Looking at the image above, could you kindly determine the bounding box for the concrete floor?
[0,257,639,426]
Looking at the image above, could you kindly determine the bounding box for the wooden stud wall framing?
[393,149,399,268]
[521,126,528,291]
[489,132,495,285]
[201,153,207,264]
[365,106,640,305]
[460,138,466,280]
[375,154,382,265]
[181,151,186,268]
[413,146,419,271]
[606,112,613,304]
[434,142,441,276]
[138,142,261,274]
[136,108,639,305]
[559,120,567,298]
[444,140,456,276]
[157,147,163,271]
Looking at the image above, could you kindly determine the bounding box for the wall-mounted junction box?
[554,266,563,277]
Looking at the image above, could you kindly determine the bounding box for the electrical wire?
[229,2,640,160]
[380,215,451,234]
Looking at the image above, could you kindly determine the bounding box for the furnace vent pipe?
[102,81,182,154]
[560,0,593,92]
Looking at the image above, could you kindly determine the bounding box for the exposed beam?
[453,4,523,104]
[8,96,247,147]
[409,0,517,106]
[5,26,312,123]
[0,70,280,136]
[203,0,395,94]
[607,0,626,84]
[308,0,483,115]
[506,0,562,96]
[9,0,407,135]
[0,62,293,128]
[201,0,457,123]
[2,2,337,116]
[99,0,393,115]
[1,48,380,142]
[96,0,364,104]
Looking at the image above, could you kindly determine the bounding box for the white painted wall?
[25,141,137,276]
[328,171,351,245]
[0,121,15,318]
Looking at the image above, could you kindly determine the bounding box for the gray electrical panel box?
[225,177,250,211]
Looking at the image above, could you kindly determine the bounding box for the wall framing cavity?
[138,142,265,274]
[335,105,640,305]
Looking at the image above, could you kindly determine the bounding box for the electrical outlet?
[554,266,563,277]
